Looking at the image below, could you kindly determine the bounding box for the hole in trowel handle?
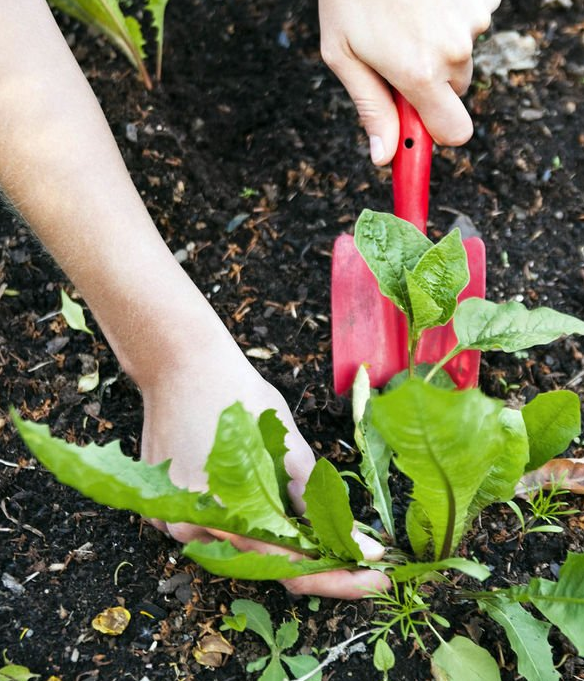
[404,138,414,149]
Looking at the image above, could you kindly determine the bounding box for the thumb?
[325,52,399,166]
[352,525,386,561]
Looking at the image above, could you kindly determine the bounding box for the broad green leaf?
[372,380,505,560]
[465,407,529,529]
[60,289,93,334]
[408,229,469,329]
[431,636,501,681]
[205,403,299,538]
[385,364,456,391]
[522,391,581,472]
[303,459,363,561]
[275,620,298,650]
[258,409,291,505]
[0,664,39,681]
[13,411,311,552]
[354,209,432,315]
[405,500,433,557]
[220,613,247,632]
[247,656,269,673]
[507,552,584,655]
[373,639,395,673]
[453,299,584,354]
[353,367,394,538]
[231,600,275,647]
[183,540,351,580]
[478,598,559,681]
[282,654,322,680]
[145,0,170,79]
[405,269,443,331]
[391,558,491,583]
[259,656,287,681]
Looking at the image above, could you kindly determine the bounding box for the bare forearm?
[0,0,221,385]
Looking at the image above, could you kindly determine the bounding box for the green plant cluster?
[49,0,170,89]
[13,210,584,680]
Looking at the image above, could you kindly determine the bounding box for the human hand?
[318,0,501,164]
[142,326,390,599]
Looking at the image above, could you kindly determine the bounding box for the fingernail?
[369,135,385,163]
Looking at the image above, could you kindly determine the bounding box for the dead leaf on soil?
[515,458,584,498]
[91,606,131,636]
[193,632,234,667]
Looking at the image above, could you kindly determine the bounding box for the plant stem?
[424,346,462,384]
[408,324,419,378]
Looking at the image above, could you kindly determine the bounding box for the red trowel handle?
[392,91,433,233]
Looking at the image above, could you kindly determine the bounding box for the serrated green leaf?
[231,600,275,648]
[453,299,584,354]
[183,540,351,581]
[205,403,299,539]
[48,0,145,74]
[275,619,298,650]
[373,639,395,672]
[145,0,170,78]
[13,410,310,552]
[352,367,394,539]
[507,552,584,655]
[354,209,432,316]
[431,636,501,681]
[60,289,93,334]
[259,409,291,505]
[391,558,490,583]
[372,380,506,559]
[123,15,146,59]
[522,391,581,472]
[478,598,559,681]
[303,458,363,561]
[282,654,322,680]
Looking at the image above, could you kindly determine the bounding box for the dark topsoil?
[2,1,584,679]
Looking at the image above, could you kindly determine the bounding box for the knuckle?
[409,60,437,89]
[474,12,493,35]
[320,41,344,71]
[446,36,474,64]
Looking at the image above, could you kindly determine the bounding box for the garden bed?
[1,0,584,678]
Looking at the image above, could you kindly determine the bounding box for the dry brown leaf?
[516,458,584,498]
[91,606,131,636]
[193,632,234,667]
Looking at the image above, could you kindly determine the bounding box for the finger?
[407,83,473,147]
[281,568,390,600]
[166,521,216,544]
[449,59,474,97]
[322,47,399,165]
[352,527,386,561]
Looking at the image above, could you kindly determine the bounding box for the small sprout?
[308,596,321,612]
[220,612,247,632]
[373,638,395,680]
[78,363,100,393]
[60,289,93,335]
[113,560,133,586]
[552,155,562,171]
[239,187,259,199]
[0,650,40,681]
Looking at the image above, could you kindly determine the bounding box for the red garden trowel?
[332,91,486,395]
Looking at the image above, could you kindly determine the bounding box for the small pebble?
[173,249,189,264]
[125,123,138,143]
[175,584,193,605]
[157,573,192,595]
[519,108,544,122]
[1,573,24,596]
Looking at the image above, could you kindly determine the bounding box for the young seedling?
[48,0,171,88]
[221,599,321,681]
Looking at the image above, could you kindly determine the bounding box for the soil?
[1,0,584,679]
